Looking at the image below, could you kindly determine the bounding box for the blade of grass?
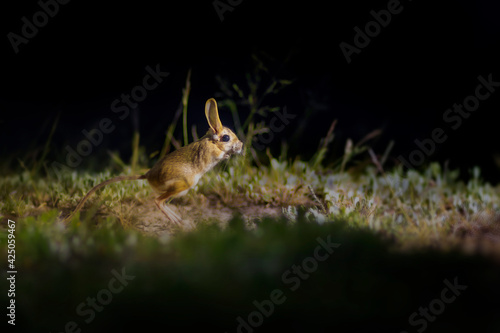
[108,151,127,170]
[182,68,192,147]
[32,111,60,177]
[159,102,183,159]
[130,108,140,173]
[355,129,382,148]
[380,140,394,167]
[340,139,353,173]
[131,130,140,173]
[191,124,199,142]
[311,119,337,169]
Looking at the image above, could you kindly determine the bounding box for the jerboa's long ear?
[205,98,223,134]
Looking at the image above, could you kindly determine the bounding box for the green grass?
[2,158,499,250]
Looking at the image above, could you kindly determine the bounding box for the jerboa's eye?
[221,134,230,142]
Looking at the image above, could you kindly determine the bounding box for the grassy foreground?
[2,157,500,253]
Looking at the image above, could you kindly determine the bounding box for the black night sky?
[2,0,500,183]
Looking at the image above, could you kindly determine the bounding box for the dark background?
[1,0,500,183]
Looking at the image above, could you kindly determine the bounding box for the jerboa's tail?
[64,174,146,222]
